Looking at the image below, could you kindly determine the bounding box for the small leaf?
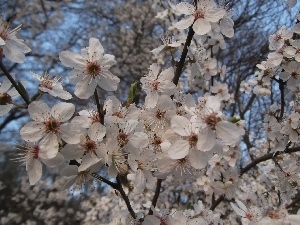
[126,81,137,106]
[228,117,241,123]
[17,80,30,100]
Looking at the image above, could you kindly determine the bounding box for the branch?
[91,173,118,189]
[173,26,195,86]
[148,179,163,215]
[210,195,225,211]
[0,61,31,105]
[116,176,136,219]
[240,146,300,175]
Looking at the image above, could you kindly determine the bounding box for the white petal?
[28,101,50,122]
[61,176,77,191]
[205,8,226,22]
[193,18,211,35]
[0,104,13,116]
[129,132,149,148]
[3,41,26,63]
[145,91,158,108]
[220,17,234,38]
[40,133,59,157]
[159,67,174,82]
[197,128,215,151]
[59,50,86,70]
[27,158,42,185]
[20,121,45,142]
[61,165,78,177]
[60,123,82,144]
[174,15,194,30]
[133,169,146,194]
[108,162,118,178]
[88,38,104,61]
[89,123,106,142]
[216,121,241,145]
[51,102,75,122]
[78,154,101,172]
[189,150,208,169]
[175,2,195,15]
[171,115,190,136]
[0,37,4,45]
[41,152,64,167]
[97,70,120,91]
[230,202,246,217]
[60,144,83,160]
[236,200,248,213]
[75,76,97,99]
[168,139,189,159]
[51,84,72,100]
[0,77,12,93]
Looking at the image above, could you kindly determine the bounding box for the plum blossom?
[0,17,31,63]
[15,143,64,185]
[60,126,105,172]
[174,0,226,35]
[231,200,262,223]
[59,38,120,99]
[20,101,82,156]
[141,64,176,108]
[31,72,72,100]
[150,35,183,55]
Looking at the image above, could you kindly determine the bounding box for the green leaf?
[126,81,137,105]
[228,117,241,123]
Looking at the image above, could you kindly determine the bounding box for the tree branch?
[240,146,300,175]
[148,179,163,215]
[173,26,195,86]
[116,176,136,219]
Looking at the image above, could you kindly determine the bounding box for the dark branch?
[148,179,163,215]
[173,26,195,86]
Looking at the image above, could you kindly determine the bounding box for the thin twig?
[148,179,163,215]
[210,195,225,211]
[92,173,118,189]
[173,26,195,86]
[116,176,136,219]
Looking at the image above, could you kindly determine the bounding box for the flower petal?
[174,15,194,30]
[193,18,211,35]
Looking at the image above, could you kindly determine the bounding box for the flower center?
[152,80,160,90]
[86,62,101,78]
[40,79,53,90]
[156,110,166,119]
[112,111,124,118]
[45,118,61,133]
[194,10,205,20]
[83,138,97,153]
[204,113,220,130]
[117,132,128,147]
[188,133,198,147]
[31,145,40,159]
[153,136,162,147]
